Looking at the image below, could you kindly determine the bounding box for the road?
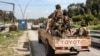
[28,30,100,56]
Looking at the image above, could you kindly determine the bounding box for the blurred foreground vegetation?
[0,31,24,56]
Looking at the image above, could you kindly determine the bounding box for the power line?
[15,0,24,19]
[23,0,32,19]
[14,0,33,19]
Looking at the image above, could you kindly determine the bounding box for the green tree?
[8,11,14,22]
[67,3,87,17]
[83,14,96,25]
[86,0,100,17]
[0,10,3,21]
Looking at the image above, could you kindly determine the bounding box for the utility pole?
[0,1,15,23]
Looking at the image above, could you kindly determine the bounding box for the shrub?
[72,15,83,22]
[83,14,95,22]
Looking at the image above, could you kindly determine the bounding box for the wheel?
[38,35,42,43]
[73,51,79,55]
[70,47,80,55]
[45,41,54,56]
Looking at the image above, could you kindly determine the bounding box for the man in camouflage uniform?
[63,10,72,35]
[79,21,90,36]
[51,4,64,37]
[73,21,90,37]
[52,4,63,22]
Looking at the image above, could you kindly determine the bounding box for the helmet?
[55,4,61,9]
[81,21,87,26]
[63,9,67,16]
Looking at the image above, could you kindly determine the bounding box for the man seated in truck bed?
[73,21,90,37]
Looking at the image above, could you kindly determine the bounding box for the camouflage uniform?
[79,27,90,36]
[73,21,90,37]
[61,13,72,37]
[50,4,64,37]
[54,18,63,37]
[46,19,52,33]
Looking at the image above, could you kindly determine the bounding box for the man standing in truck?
[46,4,64,36]
[52,4,64,37]
[52,4,63,22]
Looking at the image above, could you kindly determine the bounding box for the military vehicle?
[38,24,91,56]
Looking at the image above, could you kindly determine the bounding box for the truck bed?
[38,29,91,54]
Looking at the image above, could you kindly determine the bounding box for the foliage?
[0,31,23,47]
[93,26,100,30]
[89,19,100,25]
[88,25,100,30]
[86,0,100,16]
[67,3,87,17]
[72,15,83,22]
[83,14,96,22]
[97,13,100,20]
[67,0,100,22]
[0,10,17,23]
[38,17,47,23]
[0,31,23,56]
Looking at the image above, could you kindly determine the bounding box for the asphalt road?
[28,30,100,56]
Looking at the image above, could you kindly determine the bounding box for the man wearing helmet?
[46,4,62,32]
[46,4,63,36]
[79,21,90,36]
[73,21,90,36]
[52,4,63,21]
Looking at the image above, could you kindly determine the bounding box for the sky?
[0,0,86,19]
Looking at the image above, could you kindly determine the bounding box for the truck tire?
[38,35,42,43]
[45,41,54,56]
[70,47,80,55]
[73,51,79,55]
[74,49,80,55]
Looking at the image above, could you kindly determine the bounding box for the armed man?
[46,4,63,37]
[73,21,90,37]
[52,4,64,37]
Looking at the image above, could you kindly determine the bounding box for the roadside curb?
[16,31,30,55]
[27,31,33,56]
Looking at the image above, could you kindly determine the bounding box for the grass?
[73,24,100,30]
[0,31,23,48]
[88,25,100,30]
[0,31,25,56]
